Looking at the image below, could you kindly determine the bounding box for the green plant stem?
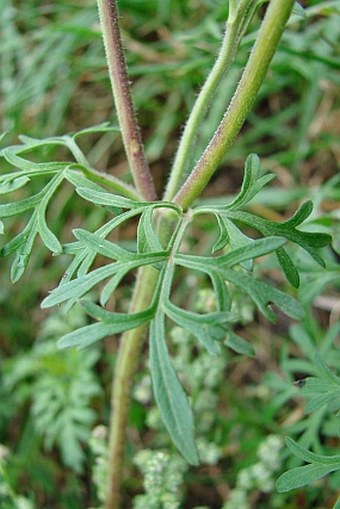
[105,264,159,509]
[173,0,295,210]
[164,0,257,201]
[97,0,157,201]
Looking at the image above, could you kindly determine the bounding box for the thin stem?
[173,0,295,210]
[164,0,257,201]
[105,265,159,509]
[97,0,157,201]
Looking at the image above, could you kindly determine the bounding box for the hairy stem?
[173,0,295,210]
[97,0,157,201]
[164,0,257,201]
[105,265,158,509]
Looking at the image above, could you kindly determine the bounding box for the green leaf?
[41,253,168,308]
[209,270,231,311]
[65,168,107,192]
[73,229,137,261]
[217,236,286,268]
[228,202,332,268]
[301,355,340,414]
[305,389,340,414]
[224,269,304,321]
[0,175,30,194]
[285,437,340,465]
[0,221,32,257]
[80,299,155,324]
[215,215,255,269]
[164,301,235,355]
[72,122,120,139]
[149,313,199,465]
[58,307,154,349]
[276,247,300,287]
[314,354,340,385]
[9,215,38,282]
[1,147,68,172]
[100,269,132,307]
[38,214,62,253]
[292,1,307,19]
[137,208,163,254]
[224,331,255,356]
[0,190,44,217]
[175,236,286,272]
[212,212,229,252]
[41,262,119,308]
[276,463,340,492]
[224,154,275,210]
[76,187,141,209]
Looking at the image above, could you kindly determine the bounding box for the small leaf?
[72,122,120,139]
[80,300,155,325]
[165,301,235,355]
[175,236,286,272]
[100,269,131,307]
[2,147,67,172]
[225,154,275,210]
[58,307,153,349]
[0,175,30,194]
[0,190,44,217]
[137,208,163,254]
[305,389,340,414]
[217,236,286,268]
[276,463,339,492]
[212,213,229,252]
[41,262,119,308]
[292,1,307,19]
[228,204,332,268]
[0,222,32,256]
[38,214,62,253]
[73,229,137,261]
[217,215,254,269]
[224,269,304,321]
[65,168,106,192]
[276,247,300,288]
[314,354,340,385]
[42,253,168,308]
[224,331,255,356]
[76,187,140,209]
[285,437,340,465]
[209,270,231,311]
[149,313,199,465]
[9,216,38,282]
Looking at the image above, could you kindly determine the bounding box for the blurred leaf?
[276,437,340,492]
[224,331,255,356]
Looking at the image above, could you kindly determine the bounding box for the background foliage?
[0,0,339,508]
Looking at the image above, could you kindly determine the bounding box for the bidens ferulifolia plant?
[0,1,334,508]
